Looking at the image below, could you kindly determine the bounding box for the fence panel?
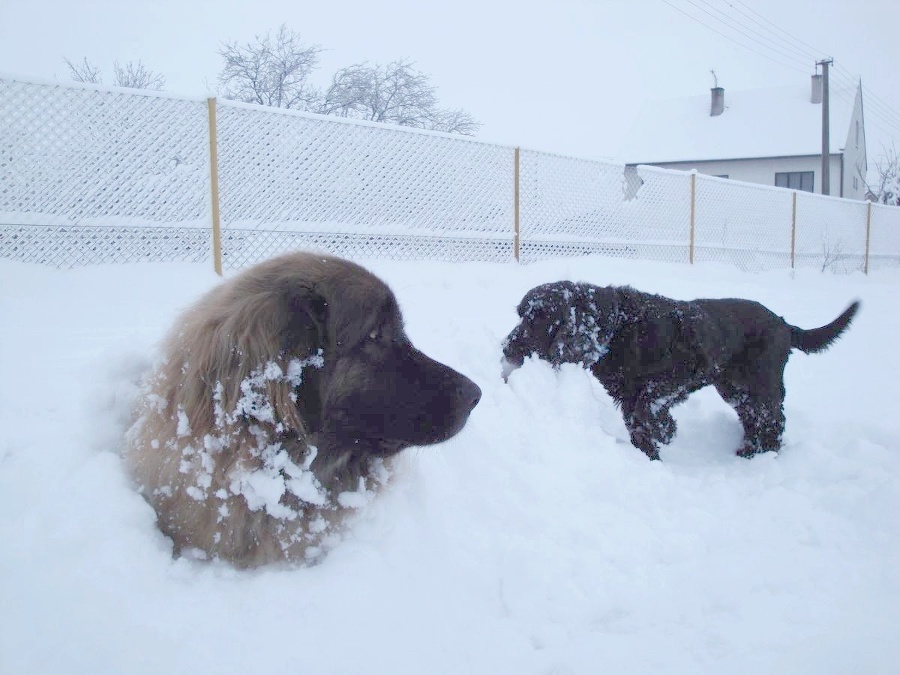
[215,101,515,268]
[868,203,900,272]
[694,175,794,271]
[518,156,691,264]
[0,224,210,267]
[0,78,211,266]
[795,191,869,273]
[618,165,693,264]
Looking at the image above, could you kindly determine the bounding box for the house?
[619,76,867,200]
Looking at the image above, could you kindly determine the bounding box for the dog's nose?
[457,378,482,410]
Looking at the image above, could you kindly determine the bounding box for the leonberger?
[124,252,481,567]
[501,281,858,460]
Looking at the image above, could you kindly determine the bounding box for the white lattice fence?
[795,191,869,273]
[867,202,900,272]
[0,79,210,226]
[215,101,515,268]
[620,165,693,264]
[0,78,212,266]
[694,174,794,271]
[2,76,899,274]
[518,156,692,264]
[0,225,210,266]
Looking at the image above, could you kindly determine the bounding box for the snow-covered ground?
[1,253,898,674]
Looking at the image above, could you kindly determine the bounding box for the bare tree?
[319,59,478,135]
[426,107,480,136]
[113,60,166,90]
[864,144,900,206]
[63,57,165,90]
[217,25,321,109]
[820,235,851,273]
[64,57,103,84]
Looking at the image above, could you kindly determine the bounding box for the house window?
[853,176,859,190]
[775,171,814,192]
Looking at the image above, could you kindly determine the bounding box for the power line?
[658,0,900,148]
[828,67,900,133]
[728,0,824,62]
[832,64,900,128]
[658,0,810,75]
[862,88,900,129]
[690,0,817,66]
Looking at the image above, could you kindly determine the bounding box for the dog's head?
[311,274,481,484]
[201,252,481,490]
[501,281,620,379]
[130,252,482,564]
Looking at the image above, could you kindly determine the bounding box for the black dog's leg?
[621,380,694,460]
[715,380,786,457]
[623,408,662,460]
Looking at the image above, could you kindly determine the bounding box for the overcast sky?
[1,0,898,164]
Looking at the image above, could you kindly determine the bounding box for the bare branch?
[427,108,481,136]
[113,60,166,90]
[217,24,322,109]
[63,57,103,84]
[863,143,900,206]
[319,59,479,135]
[216,27,478,133]
[63,57,165,90]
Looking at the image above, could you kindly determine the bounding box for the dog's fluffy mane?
[124,252,395,567]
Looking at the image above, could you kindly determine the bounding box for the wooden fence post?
[207,97,223,276]
[791,191,797,269]
[689,173,696,264]
[864,201,872,274]
[513,147,520,262]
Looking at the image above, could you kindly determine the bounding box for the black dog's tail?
[790,301,860,354]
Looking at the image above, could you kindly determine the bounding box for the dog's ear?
[601,287,621,334]
[552,285,619,365]
[282,285,329,357]
[254,285,330,438]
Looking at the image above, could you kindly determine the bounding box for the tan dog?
[125,252,480,567]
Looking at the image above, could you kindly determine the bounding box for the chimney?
[810,74,823,104]
[710,86,725,116]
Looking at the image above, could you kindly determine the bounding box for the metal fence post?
[207,97,223,275]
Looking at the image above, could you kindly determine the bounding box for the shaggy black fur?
[502,282,859,459]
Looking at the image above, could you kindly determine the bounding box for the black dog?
[501,281,859,460]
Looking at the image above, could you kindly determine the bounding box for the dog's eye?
[368,329,380,341]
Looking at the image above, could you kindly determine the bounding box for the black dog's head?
[501,281,620,379]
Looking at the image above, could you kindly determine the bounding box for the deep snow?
[1,253,898,674]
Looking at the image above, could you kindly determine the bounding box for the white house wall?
[647,155,849,198]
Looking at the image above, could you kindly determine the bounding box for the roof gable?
[619,81,858,165]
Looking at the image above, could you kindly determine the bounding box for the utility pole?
[817,58,833,195]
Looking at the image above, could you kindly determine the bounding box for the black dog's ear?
[587,286,621,334]
[550,285,620,365]
[282,285,329,356]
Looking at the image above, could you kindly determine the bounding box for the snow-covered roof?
[619,82,858,165]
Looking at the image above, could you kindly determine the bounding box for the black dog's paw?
[628,427,662,460]
[736,443,778,458]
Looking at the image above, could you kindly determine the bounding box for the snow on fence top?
[1,76,898,272]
